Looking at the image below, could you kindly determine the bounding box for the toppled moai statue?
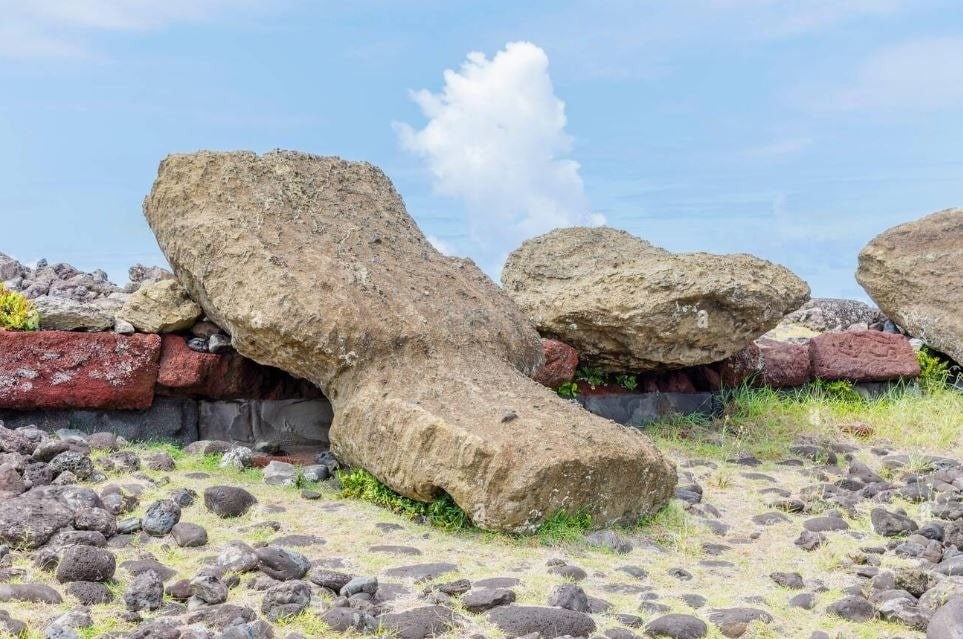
[143,150,676,532]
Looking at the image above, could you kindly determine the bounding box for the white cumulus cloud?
[395,41,603,271]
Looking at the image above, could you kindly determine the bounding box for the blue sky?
[2,1,961,300]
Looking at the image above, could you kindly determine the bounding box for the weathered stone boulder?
[501,227,810,371]
[810,331,920,382]
[117,278,202,333]
[780,298,886,333]
[765,297,886,342]
[144,150,675,532]
[0,496,75,548]
[0,331,160,409]
[857,208,963,364]
[34,296,115,331]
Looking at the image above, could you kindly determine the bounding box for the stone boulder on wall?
[765,298,887,342]
[143,150,676,532]
[33,296,115,332]
[117,278,202,333]
[857,208,963,364]
[501,227,810,372]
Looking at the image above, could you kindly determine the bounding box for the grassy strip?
[649,376,963,461]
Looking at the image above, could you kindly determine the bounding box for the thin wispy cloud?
[744,136,814,159]
[522,0,915,79]
[0,0,262,59]
[706,0,910,38]
[395,41,604,272]
[821,37,963,112]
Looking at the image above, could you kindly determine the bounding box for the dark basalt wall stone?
[0,398,333,450]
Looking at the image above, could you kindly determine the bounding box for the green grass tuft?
[534,509,593,544]
[140,439,187,460]
[338,468,471,531]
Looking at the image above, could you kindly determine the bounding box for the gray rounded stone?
[55,545,116,583]
[142,500,181,537]
[644,614,707,639]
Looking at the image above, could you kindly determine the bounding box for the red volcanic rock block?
[0,331,160,409]
[718,343,763,388]
[758,339,812,388]
[156,334,321,400]
[157,334,219,388]
[810,331,920,382]
[719,339,812,388]
[532,338,578,389]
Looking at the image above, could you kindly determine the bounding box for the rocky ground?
[2,425,963,638]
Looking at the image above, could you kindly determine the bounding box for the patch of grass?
[139,439,186,461]
[534,509,593,545]
[338,468,471,531]
[198,452,225,471]
[274,611,331,634]
[648,379,963,460]
[918,346,953,393]
[633,501,701,556]
[78,615,129,639]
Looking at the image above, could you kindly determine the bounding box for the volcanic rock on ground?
[143,150,676,532]
[501,227,810,371]
[857,208,963,364]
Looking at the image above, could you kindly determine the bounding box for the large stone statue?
[144,151,675,532]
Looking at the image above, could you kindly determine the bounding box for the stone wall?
[0,398,332,450]
[0,330,332,451]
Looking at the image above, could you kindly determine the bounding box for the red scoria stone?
[0,330,161,409]
[157,334,219,388]
[810,330,920,382]
[757,339,812,387]
[155,334,322,400]
[719,339,812,388]
[532,338,579,389]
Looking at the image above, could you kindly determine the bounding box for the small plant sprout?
[575,366,607,389]
[0,284,40,331]
[615,373,638,391]
[556,380,578,398]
